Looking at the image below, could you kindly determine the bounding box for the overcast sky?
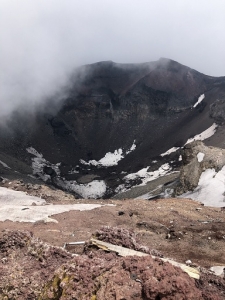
[0,0,225,120]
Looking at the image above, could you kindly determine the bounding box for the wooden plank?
[90,238,200,279]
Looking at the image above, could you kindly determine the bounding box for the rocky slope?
[0,58,225,198]
[1,58,225,299]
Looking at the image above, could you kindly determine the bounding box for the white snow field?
[0,187,113,222]
[27,147,107,198]
[179,167,225,207]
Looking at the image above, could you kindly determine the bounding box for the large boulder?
[175,141,225,195]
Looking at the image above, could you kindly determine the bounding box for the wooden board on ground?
[90,238,200,280]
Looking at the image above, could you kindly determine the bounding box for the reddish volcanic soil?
[0,181,225,299]
[1,193,224,268]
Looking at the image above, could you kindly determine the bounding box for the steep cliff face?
[0,58,225,197]
[176,141,225,193]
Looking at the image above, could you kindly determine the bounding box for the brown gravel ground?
[0,180,224,268]
[0,180,225,299]
[1,230,224,300]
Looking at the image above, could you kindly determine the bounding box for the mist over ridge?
[1,0,225,122]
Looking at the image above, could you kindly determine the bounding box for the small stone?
[1,257,8,264]
[118,211,125,216]
[185,260,192,265]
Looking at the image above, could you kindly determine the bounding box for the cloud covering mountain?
[0,0,225,121]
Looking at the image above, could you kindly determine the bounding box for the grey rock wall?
[175,141,225,195]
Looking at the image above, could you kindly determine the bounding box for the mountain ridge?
[0,58,225,198]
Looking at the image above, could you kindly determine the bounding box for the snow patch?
[115,162,178,196]
[0,187,113,222]
[68,169,79,174]
[0,204,110,223]
[161,147,180,157]
[210,266,225,276]
[125,163,171,185]
[81,149,124,167]
[126,141,136,153]
[193,94,205,108]
[197,152,205,162]
[185,123,217,145]
[26,147,61,181]
[115,163,173,195]
[0,187,45,205]
[0,160,10,169]
[80,141,136,167]
[115,184,126,194]
[27,147,43,158]
[161,123,217,158]
[179,167,225,207]
[59,179,107,199]
[27,147,107,199]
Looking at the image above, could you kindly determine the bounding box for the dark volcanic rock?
[210,99,225,124]
[0,58,225,197]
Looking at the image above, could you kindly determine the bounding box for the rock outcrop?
[175,141,225,195]
[210,99,225,124]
